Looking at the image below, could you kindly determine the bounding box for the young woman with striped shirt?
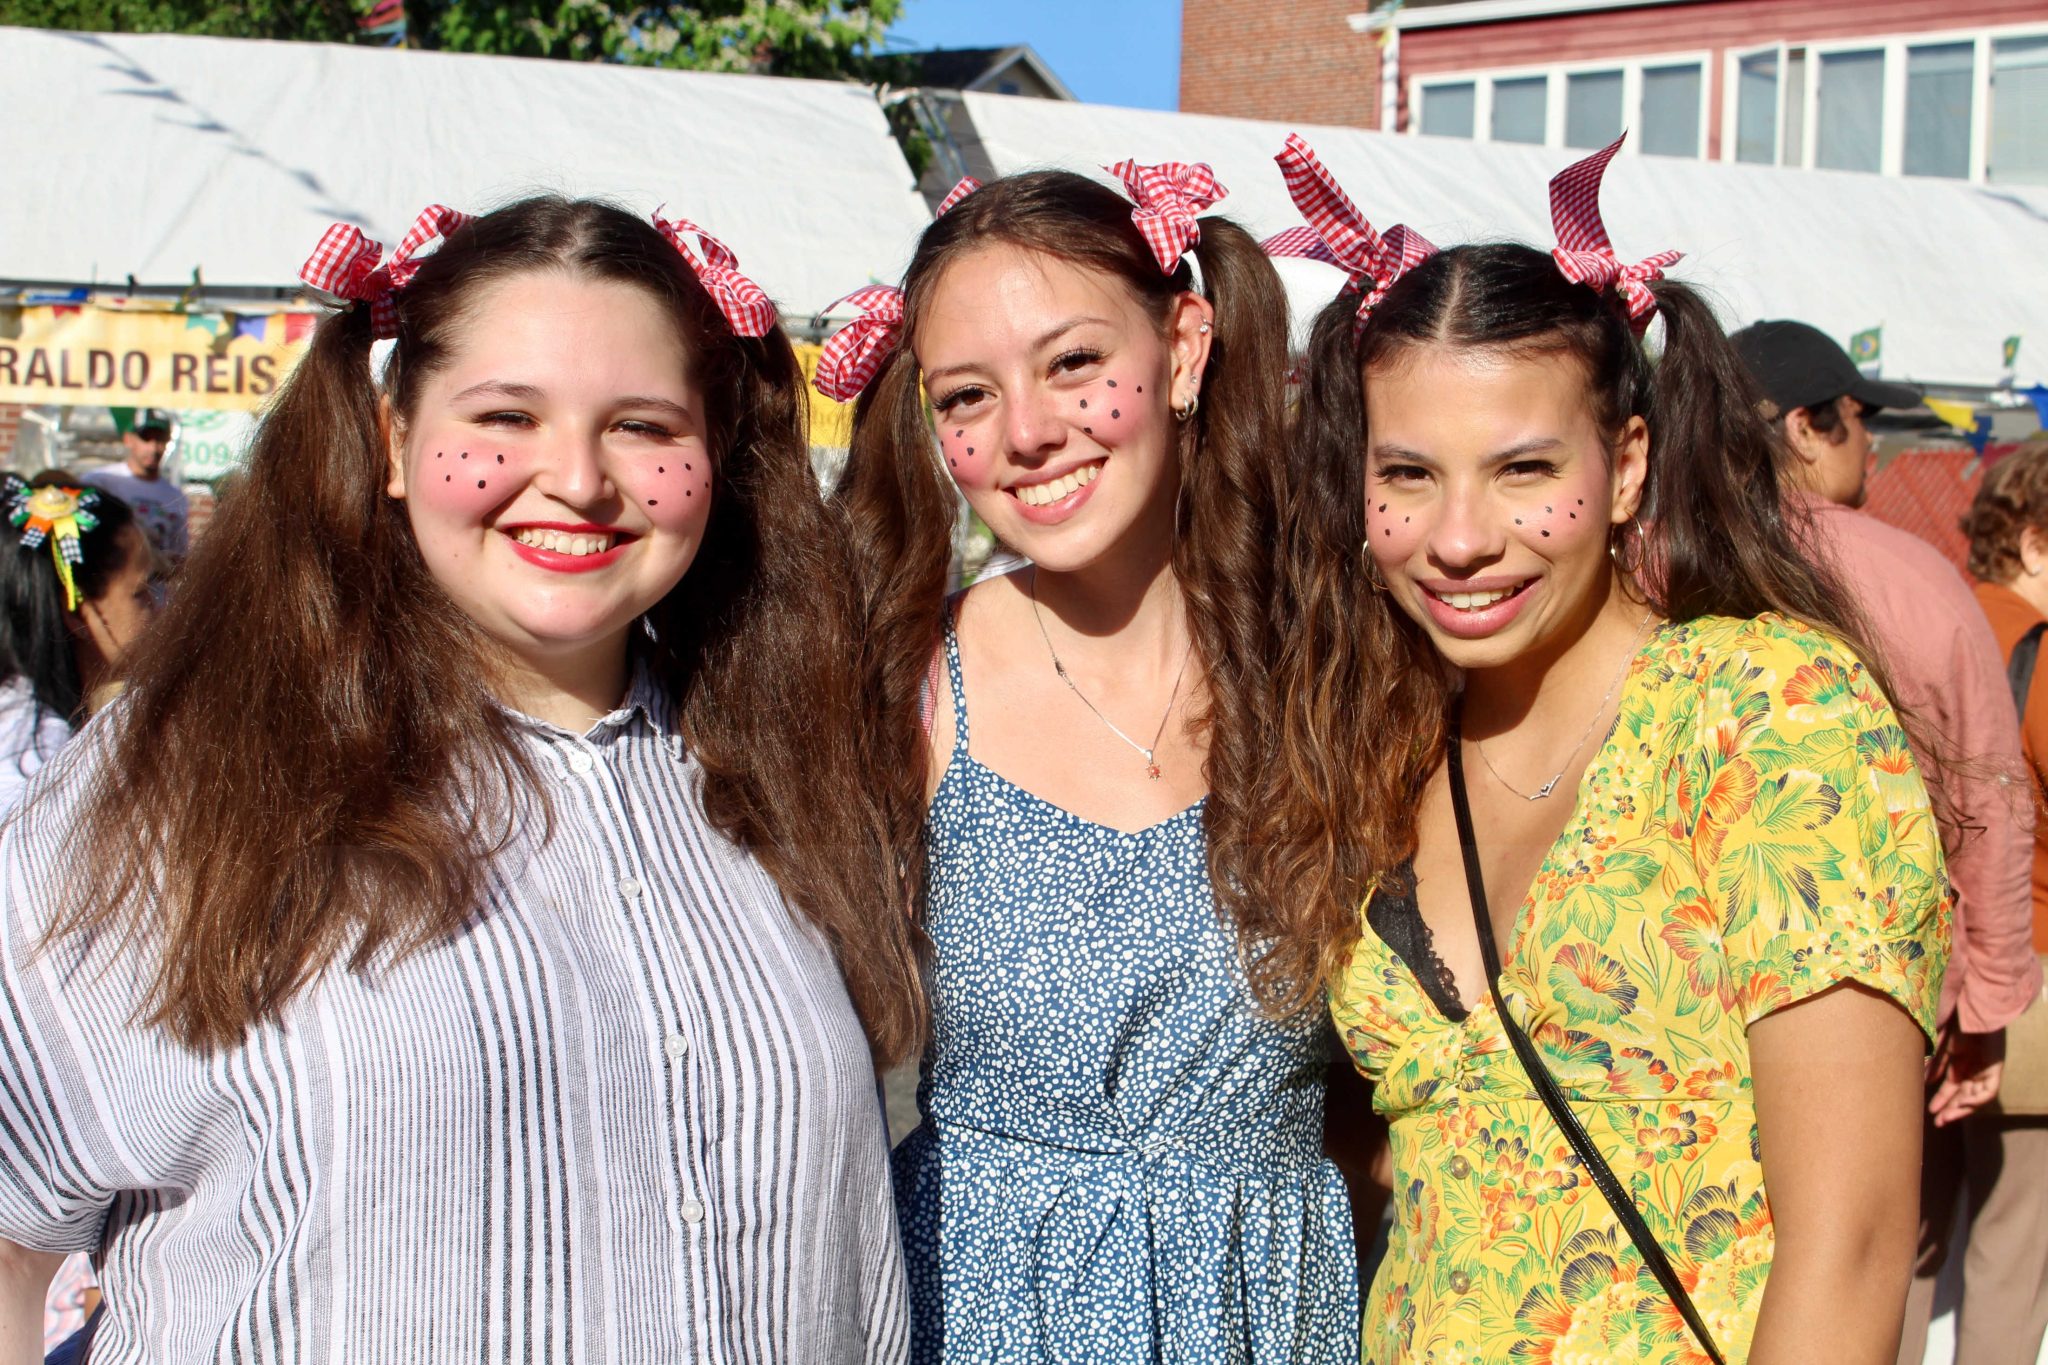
[0,198,919,1364]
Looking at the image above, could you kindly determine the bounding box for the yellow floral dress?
[1332,614,1951,1364]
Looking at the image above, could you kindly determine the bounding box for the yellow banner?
[793,342,853,449]
[0,306,311,412]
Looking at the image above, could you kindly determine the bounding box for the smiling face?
[1364,344,1646,675]
[913,243,1211,574]
[388,269,714,686]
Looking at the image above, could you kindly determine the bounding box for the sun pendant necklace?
[1029,574,1193,781]
[1473,611,1654,802]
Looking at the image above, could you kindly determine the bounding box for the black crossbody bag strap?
[2008,621,2047,716]
[1446,726,1726,1365]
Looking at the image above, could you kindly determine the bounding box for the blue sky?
[885,0,1183,111]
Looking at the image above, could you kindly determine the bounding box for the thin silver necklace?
[1028,573,1193,781]
[1473,612,1654,802]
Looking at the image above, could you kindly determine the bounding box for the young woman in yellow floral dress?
[1252,137,1952,1363]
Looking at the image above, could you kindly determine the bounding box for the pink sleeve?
[1936,593,2043,1032]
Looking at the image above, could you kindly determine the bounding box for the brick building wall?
[1180,0,1382,128]
[1183,0,2044,147]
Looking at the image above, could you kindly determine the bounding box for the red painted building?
[1182,0,2048,184]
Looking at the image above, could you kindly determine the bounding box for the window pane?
[1736,50,1779,163]
[1904,42,1974,178]
[1640,63,1703,156]
[1420,81,1476,138]
[1817,48,1885,172]
[1992,37,2048,185]
[1492,76,1548,144]
[1565,69,1625,149]
[1785,49,1808,165]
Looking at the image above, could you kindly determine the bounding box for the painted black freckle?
[1079,399,1088,409]
[1378,503,1387,513]
[444,474,451,482]
[1577,499,1584,505]
[658,466,665,473]
[685,489,692,497]
[967,448,974,455]
[649,499,659,506]
[1107,379,1118,388]
[1541,530,1551,537]
[1084,427,1093,435]
[435,450,443,459]
[949,459,957,468]
[1404,516,1410,523]
[460,451,468,460]
[685,463,693,471]
[1136,385,1143,393]
[1514,518,1523,525]
[477,480,486,489]
[496,453,504,464]
[1570,512,1577,519]
[1111,409,1120,419]
[1545,506,1552,513]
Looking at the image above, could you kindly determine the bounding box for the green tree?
[0,0,908,78]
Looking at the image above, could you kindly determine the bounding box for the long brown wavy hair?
[1251,242,1920,1010]
[831,170,1294,988]
[48,197,925,1061]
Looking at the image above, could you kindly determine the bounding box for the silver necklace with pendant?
[1473,612,1654,802]
[1029,574,1192,781]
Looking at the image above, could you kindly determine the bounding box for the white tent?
[957,91,2048,392]
[0,27,929,320]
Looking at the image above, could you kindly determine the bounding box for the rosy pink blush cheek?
[939,426,997,488]
[618,453,714,531]
[1075,376,1144,445]
[1506,494,1596,549]
[1367,498,1429,564]
[418,446,520,518]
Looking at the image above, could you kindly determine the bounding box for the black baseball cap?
[1730,320,1922,416]
[130,408,174,437]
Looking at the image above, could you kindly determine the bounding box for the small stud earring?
[1198,321,1212,335]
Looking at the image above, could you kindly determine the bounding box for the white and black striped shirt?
[0,675,909,1363]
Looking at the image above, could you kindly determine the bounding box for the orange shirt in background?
[1973,579,2048,953]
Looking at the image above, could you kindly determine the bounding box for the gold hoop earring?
[1176,393,1200,423]
[1360,540,1387,593]
[1609,517,1648,576]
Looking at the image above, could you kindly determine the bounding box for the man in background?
[1735,319,2043,1364]
[86,408,188,566]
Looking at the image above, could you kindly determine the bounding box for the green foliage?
[5,0,907,79]
[0,0,359,40]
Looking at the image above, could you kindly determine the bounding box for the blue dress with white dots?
[891,614,1359,1364]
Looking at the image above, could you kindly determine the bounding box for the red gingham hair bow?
[809,180,981,401]
[1549,135,1682,330]
[299,205,472,339]
[812,286,904,402]
[1262,134,1436,333]
[1104,159,1226,274]
[651,210,777,338]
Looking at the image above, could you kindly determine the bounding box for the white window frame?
[1721,42,1789,167]
[1408,49,1713,158]
[1736,21,2048,181]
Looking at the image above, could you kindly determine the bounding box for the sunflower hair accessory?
[6,478,102,611]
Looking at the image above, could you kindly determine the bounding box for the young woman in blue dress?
[820,167,1360,1361]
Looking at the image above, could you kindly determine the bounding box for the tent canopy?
[958,91,2048,392]
[1,27,929,319]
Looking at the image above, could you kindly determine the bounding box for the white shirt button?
[619,878,643,900]
[664,1033,687,1061]
[566,750,595,775]
[680,1199,705,1225]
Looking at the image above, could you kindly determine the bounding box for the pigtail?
[1242,295,1452,1013]
[831,347,956,939]
[1173,217,1301,983]
[1640,282,1825,627]
[55,299,539,1050]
